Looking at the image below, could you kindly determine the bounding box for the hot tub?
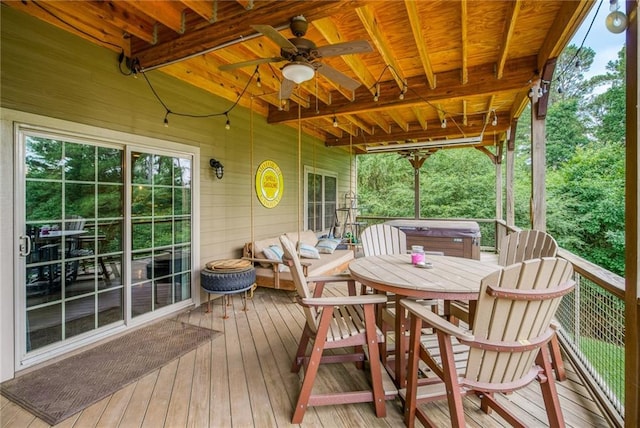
[384,220,481,260]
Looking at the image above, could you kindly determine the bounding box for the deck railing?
[357,216,625,427]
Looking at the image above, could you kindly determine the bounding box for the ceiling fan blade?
[252,25,298,52]
[315,40,373,58]
[315,63,362,91]
[219,57,283,71]
[280,78,295,100]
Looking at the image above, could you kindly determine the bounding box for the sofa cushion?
[253,248,354,284]
[285,230,318,247]
[316,237,342,254]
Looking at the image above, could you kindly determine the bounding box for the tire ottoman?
[201,259,256,318]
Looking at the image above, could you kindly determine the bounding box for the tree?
[545,99,590,169]
[588,46,626,144]
[549,44,596,104]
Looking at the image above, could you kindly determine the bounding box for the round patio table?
[349,253,499,386]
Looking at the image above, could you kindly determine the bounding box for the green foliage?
[421,149,495,218]
[547,142,625,275]
[357,45,627,276]
[545,99,590,169]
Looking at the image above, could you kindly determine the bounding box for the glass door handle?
[19,234,31,257]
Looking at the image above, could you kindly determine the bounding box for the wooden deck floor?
[1,283,611,428]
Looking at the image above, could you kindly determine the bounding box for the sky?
[569,0,627,78]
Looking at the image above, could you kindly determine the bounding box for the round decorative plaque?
[255,160,284,208]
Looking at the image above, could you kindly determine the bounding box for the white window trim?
[2,108,200,372]
[303,165,338,233]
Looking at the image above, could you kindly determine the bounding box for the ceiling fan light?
[282,62,314,84]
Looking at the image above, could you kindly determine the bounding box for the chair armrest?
[301,294,387,307]
[400,298,474,342]
[307,273,353,284]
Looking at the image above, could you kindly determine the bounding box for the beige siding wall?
[0,7,352,379]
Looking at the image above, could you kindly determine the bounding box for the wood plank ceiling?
[4,0,594,154]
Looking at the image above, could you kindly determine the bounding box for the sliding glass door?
[17,126,194,360]
[22,133,124,352]
[130,151,192,317]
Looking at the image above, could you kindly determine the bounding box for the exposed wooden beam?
[326,112,510,146]
[460,0,468,84]
[355,5,405,89]
[132,1,351,69]
[404,0,436,89]
[361,111,391,134]
[342,115,374,135]
[475,146,497,164]
[312,17,377,95]
[497,0,520,79]
[68,0,158,45]
[128,0,186,34]
[412,106,428,130]
[180,0,217,22]
[235,0,254,10]
[269,55,538,124]
[536,57,557,119]
[7,0,131,54]
[387,110,409,132]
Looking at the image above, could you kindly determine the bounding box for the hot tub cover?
[384,220,481,238]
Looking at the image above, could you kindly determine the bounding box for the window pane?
[131,185,152,217]
[155,155,173,186]
[65,143,95,182]
[154,187,173,216]
[26,181,62,221]
[97,147,122,183]
[98,184,122,218]
[131,153,153,184]
[65,183,95,219]
[26,137,62,180]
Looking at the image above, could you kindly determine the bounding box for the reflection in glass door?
[130,151,192,317]
[23,134,124,352]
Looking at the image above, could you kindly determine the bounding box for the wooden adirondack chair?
[360,223,407,257]
[280,235,393,424]
[401,257,575,428]
[447,229,567,379]
[359,224,439,366]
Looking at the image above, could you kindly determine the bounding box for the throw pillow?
[298,242,320,259]
[262,245,288,272]
[316,238,342,254]
[262,244,283,261]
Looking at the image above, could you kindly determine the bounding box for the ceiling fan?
[219,15,372,99]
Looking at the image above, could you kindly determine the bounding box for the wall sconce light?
[209,158,224,179]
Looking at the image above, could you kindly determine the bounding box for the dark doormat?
[1,319,221,425]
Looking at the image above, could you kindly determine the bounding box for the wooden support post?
[530,81,546,231]
[495,141,503,222]
[506,123,516,228]
[625,1,639,425]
